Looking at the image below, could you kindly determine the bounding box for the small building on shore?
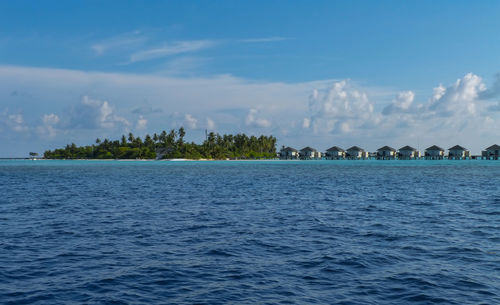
[346,146,368,159]
[482,144,500,160]
[448,145,470,160]
[425,145,445,160]
[325,146,345,160]
[398,145,420,160]
[376,146,397,160]
[279,146,299,160]
[299,146,321,159]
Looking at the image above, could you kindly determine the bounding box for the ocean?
[0,160,499,304]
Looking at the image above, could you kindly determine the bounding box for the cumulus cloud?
[304,80,376,134]
[0,109,29,133]
[65,96,129,129]
[168,112,199,129]
[3,64,500,155]
[245,108,271,128]
[480,72,500,99]
[36,113,60,137]
[206,118,216,130]
[302,118,310,129]
[427,73,485,117]
[184,114,198,129]
[382,91,415,115]
[135,115,147,130]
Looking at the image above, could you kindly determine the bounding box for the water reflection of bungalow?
[279,147,299,160]
[481,144,500,160]
[299,147,321,160]
[376,146,396,160]
[325,146,345,160]
[346,146,368,159]
[425,145,445,160]
[448,145,470,160]
[398,145,420,160]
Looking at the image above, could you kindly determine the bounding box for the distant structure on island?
[279,147,299,160]
[325,146,345,160]
[448,145,470,160]
[377,146,397,160]
[279,144,500,160]
[398,146,420,160]
[424,145,445,160]
[346,146,369,160]
[299,147,321,160]
[482,144,500,160]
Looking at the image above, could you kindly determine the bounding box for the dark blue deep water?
[0,160,499,304]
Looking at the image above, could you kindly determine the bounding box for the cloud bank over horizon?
[1,64,500,156]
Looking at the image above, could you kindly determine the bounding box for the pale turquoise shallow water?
[0,160,499,304]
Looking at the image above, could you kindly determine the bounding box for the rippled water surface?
[1,160,499,304]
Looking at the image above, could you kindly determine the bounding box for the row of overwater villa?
[279,144,500,160]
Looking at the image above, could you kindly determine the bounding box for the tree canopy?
[43,128,277,160]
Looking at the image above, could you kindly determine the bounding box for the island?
[43,127,278,160]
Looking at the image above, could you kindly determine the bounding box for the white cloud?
[427,73,486,117]
[480,72,500,99]
[206,118,216,130]
[64,96,129,129]
[36,113,60,137]
[382,91,415,115]
[184,114,198,129]
[91,30,145,55]
[3,65,500,155]
[0,109,29,133]
[245,108,271,128]
[305,80,376,134]
[129,40,216,63]
[302,118,310,129]
[135,115,147,130]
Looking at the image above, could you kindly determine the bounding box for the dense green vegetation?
[43,128,277,160]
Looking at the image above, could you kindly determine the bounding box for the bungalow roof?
[300,146,317,152]
[281,147,298,152]
[425,145,444,151]
[377,145,396,152]
[448,145,468,151]
[399,145,417,151]
[346,146,365,152]
[486,144,500,150]
[326,146,344,152]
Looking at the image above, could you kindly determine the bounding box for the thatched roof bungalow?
[448,145,470,160]
[325,146,345,160]
[279,146,299,160]
[425,145,445,160]
[299,146,321,160]
[398,145,420,160]
[346,146,368,159]
[376,146,397,160]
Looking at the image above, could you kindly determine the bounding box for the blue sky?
[1,1,500,156]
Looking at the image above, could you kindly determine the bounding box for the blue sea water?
[0,160,499,305]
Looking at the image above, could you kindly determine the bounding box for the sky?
[1,1,500,156]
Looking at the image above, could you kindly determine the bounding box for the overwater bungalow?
[425,145,445,160]
[376,146,397,160]
[299,147,321,160]
[279,146,299,160]
[325,146,345,160]
[448,145,470,160]
[398,145,420,160]
[346,146,368,159]
[481,144,500,160]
